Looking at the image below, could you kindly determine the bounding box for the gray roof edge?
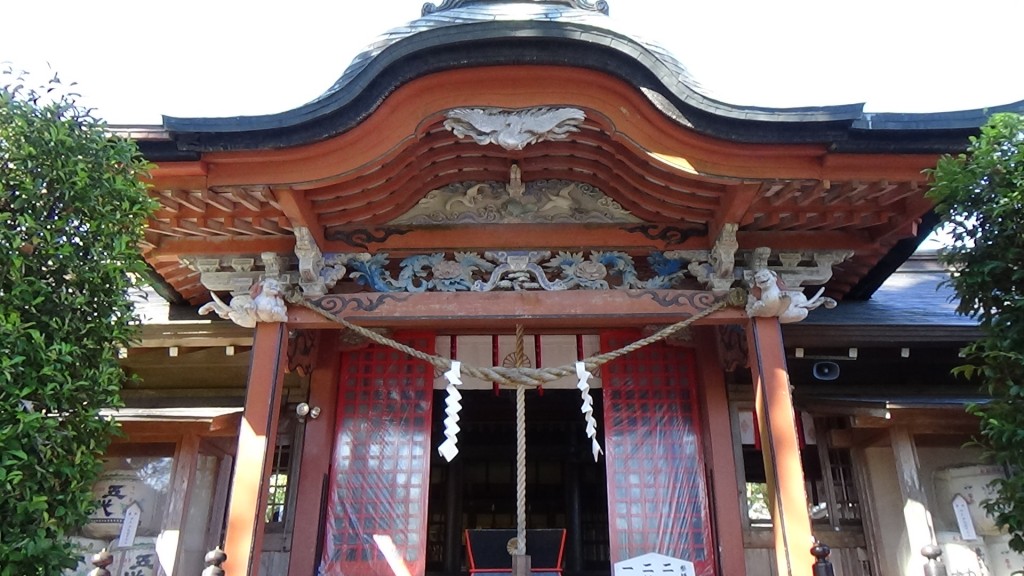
[162,19,866,143]
[422,0,609,16]
[158,7,1021,152]
[853,99,1024,131]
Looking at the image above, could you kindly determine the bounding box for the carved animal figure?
[538,183,577,213]
[444,107,585,151]
[251,278,288,323]
[445,183,487,211]
[199,292,257,328]
[198,278,288,327]
[746,268,836,323]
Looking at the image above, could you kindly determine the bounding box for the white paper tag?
[952,494,978,541]
[118,501,141,547]
[438,440,459,462]
[437,361,463,462]
[575,361,603,461]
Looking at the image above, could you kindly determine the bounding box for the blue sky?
[3,1,1023,124]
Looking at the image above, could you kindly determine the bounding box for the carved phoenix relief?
[444,107,586,150]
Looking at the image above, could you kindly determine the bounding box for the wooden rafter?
[273,187,326,248]
[145,161,208,190]
[711,182,762,241]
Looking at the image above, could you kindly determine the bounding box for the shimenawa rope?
[284,287,747,388]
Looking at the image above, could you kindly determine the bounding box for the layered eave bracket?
[132,1,1024,310]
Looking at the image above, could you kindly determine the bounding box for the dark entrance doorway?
[426,389,610,576]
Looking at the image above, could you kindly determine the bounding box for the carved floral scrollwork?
[397,252,495,292]
[326,250,700,293]
[192,243,852,323]
[473,251,567,291]
[346,253,399,293]
[546,251,636,289]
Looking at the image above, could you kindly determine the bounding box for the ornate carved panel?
[443,107,586,150]
[389,177,639,225]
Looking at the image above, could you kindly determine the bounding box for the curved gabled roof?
[138,1,1024,307]
[159,0,1021,154]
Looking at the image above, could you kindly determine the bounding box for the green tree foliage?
[928,112,1024,552]
[0,69,156,574]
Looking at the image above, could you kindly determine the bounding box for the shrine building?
[75,2,1024,576]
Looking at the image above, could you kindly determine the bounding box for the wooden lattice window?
[265,442,291,525]
[600,333,715,575]
[319,335,435,576]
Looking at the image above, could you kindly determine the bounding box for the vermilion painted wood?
[746,317,813,576]
[223,322,288,576]
[694,329,747,576]
[287,331,342,576]
[288,290,744,330]
[140,65,936,304]
[185,67,932,187]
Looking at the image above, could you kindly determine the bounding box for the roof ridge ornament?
[422,0,609,17]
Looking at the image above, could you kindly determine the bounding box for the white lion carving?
[199,278,288,328]
[746,268,836,323]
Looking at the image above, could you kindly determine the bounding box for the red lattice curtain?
[601,333,716,576]
[320,335,435,576]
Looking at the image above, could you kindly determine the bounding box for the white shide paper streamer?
[576,361,603,461]
[437,361,463,462]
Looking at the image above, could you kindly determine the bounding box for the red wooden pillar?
[747,317,813,576]
[287,331,341,576]
[223,322,288,576]
[695,329,747,576]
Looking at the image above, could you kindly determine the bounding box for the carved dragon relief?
[444,107,586,150]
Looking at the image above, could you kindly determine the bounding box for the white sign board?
[614,553,695,576]
[117,502,141,548]
[952,494,979,541]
